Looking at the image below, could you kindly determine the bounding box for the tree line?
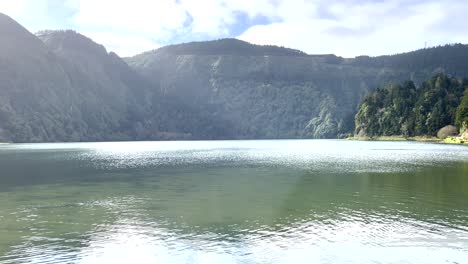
[355,73,468,137]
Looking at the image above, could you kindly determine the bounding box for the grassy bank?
[347,135,467,145]
[442,136,468,145]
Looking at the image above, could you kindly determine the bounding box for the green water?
[0,140,467,264]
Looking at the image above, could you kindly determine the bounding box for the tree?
[354,74,464,137]
[456,88,468,132]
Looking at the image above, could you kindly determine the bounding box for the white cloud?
[238,0,468,57]
[2,0,468,57]
[81,31,161,57]
[64,0,281,55]
[0,0,27,18]
[68,0,278,40]
[1,0,73,31]
[70,0,187,38]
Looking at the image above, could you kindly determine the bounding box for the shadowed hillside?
[0,14,148,142]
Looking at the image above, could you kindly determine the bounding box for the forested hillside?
[1,12,468,142]
[350,44,468,77]
[126,41,468,139]
[127,51,386,139]
[456,88,468,132]
[0,14,149,142]
[142,38,308,57]
[354,74,468,137]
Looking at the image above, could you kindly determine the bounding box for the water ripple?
[0,140,467,263]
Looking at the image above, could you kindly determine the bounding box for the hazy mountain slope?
[350,44,468,78]
[127,40,468,139]
[36,30,151,141]
[2,12,468,142]
[126,41,404,139]
[0,14,146,142]
[0,13,74,142]
[145,38,308,57]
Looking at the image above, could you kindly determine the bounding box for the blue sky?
[1,0,468,57]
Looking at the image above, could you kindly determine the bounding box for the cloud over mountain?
[1,0,468,57]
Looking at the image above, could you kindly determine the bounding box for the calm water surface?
[0,140,467,264]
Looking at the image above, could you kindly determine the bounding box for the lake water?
[0,140,467,264]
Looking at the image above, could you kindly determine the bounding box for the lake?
[0,140,467,264]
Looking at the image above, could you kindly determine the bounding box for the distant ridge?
[350,43,468,76]
[36,30,108,58]
[138,38,308,57]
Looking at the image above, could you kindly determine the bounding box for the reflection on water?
[0,140,467,264]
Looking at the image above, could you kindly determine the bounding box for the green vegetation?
[347,135,440,142]
[127,41,468,141]
[443,136,468,145]
[456,88,468,132]
[351,44,468,77]
[355,74,467,138]
[143,38,308,56]
[0,14,149,142]
[346,135,468,145]
[2,12,468,142]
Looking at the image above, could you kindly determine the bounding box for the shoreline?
[347,135,468,145]
[0,137,466,145]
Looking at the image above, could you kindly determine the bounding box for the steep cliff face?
[127,39,468,139]
[126,40,401,139]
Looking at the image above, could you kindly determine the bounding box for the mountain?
[126,40,468,139]
[141,38,308,57]
[1,12,468,142]
[350,44,468,77]
[0,13,72,142]
[0,14,148,142]
[127,42,367,139]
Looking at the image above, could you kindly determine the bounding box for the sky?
[1,0,468,58]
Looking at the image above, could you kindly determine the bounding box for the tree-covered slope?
[350,44,468,78]
[126,40,468,139]
[0,14,74,142]
[143,38,308,57]
[354,74,468,137]
[127,50,374,139]
[36,30,152,141]
[0,14,147,142]
[2,12,468,142]
[456,88,468,132]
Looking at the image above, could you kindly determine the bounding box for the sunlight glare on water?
[0,140,467,264]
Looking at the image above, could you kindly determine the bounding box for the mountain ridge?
[0,15,150,142]
[1,12,468,142]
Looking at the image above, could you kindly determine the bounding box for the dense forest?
[354,74,468,137]
[350,44,468,77]
[139,38,308,57]
[456,87,468,132]
[126,41,468,140]
[2,12,468,143]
